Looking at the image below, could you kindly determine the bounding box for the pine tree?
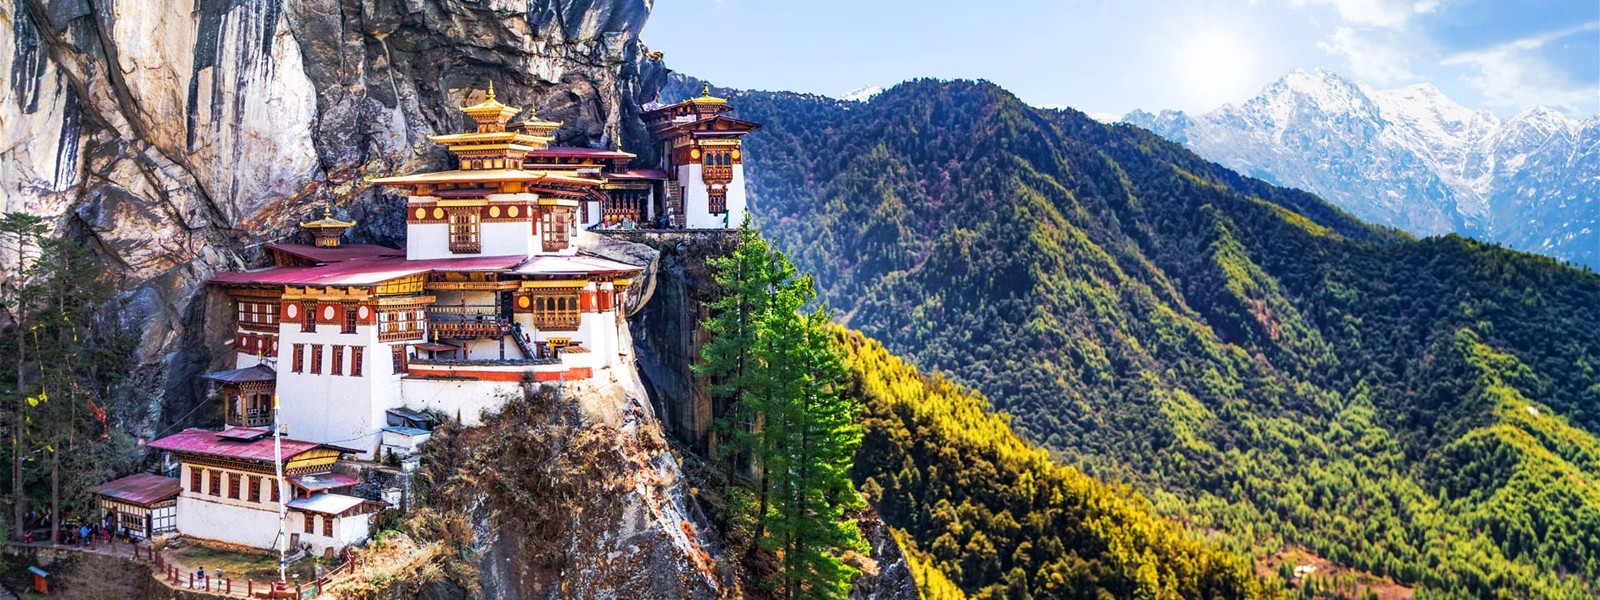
[698,224,866,598]
[0,212,47,541]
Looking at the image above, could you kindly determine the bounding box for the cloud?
[1441,22,1600,116]
[1289,0,1436,28]
[1317,27,1418,84]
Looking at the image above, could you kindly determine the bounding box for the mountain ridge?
[681,74,1600,597]
[1124,67,1599,269]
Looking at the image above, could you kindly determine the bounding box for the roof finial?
[702,82,711,97]
[487,81,497,102]
[322,201,333,220]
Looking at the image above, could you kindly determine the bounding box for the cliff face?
[0,0,665,433]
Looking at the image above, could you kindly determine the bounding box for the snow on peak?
[839,86,883,102]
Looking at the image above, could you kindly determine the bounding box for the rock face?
[1125,67,1599,269]
[0,0,666,434]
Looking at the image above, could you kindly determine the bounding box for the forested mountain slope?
[838,330,1273,599]
[687,78,1600,597]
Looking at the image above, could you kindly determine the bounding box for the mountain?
[683,76,1600,598]
[1124,68,1599,269]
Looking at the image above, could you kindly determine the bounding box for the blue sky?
[642,0,1599,118]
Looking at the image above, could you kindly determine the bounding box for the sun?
[1177,29,1257,109]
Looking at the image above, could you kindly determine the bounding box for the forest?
[680,77,1600,597]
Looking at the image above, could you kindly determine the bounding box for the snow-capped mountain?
[1125,68,1598,269]
[839,85,883,102]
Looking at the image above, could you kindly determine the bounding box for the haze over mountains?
[1125,68,1599,269]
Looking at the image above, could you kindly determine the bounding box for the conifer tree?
[698,223,866,598]
[0,212,47,540]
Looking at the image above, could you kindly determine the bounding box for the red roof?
[148,428,359,462]
[267,244,403,264]
[212,254,527,287]
[525,147,635,160]
[97,473,181,506]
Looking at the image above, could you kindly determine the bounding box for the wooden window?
[310,345,323,374]
[208,470,221,496]
[304,513,315,534]
[228,474,241,499]
[323,515,334,537]
[189,467,201,493]
[529,290,582,331]
[292,344,305,373]
[248,476,261,503]
[378,308,424,342]
[392,346,408,373]
[269,478,279,502]
[331,345,344,376]
[342,303,358,333]
[447,208,481,253]
[541,208,571,252]
[709,190,727,214]
[351,346,364,377]
[301,302,316,332]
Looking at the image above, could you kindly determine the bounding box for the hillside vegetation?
[839,330,1273,599]
[705,78,1600,597]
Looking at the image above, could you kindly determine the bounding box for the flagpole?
[273,393,288,584]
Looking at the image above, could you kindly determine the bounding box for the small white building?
[96,473,180,540]
[148,427,381,555]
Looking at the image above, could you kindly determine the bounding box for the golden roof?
[461,82,521,125]
[688,83,728,106]
[300,203,356,230]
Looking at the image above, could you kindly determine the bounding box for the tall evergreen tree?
[0,212,47,540]
[698,224,866,598]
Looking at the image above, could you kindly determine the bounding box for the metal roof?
[96,473,181,506]
[201,365,276,384]
[286,493,373,515]
[513,254,644,276]
[148,428,359,462]
[289,472,359,492]
[266,243,404,264]
[212,254,526,287]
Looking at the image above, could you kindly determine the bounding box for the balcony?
[427,305,504,339]
[227,407,272,428]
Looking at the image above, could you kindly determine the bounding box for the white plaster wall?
[581,199,602,229]
[293,512,369,555]
[276,322,388,458]
[176,494,283,550]
[401,378,522,425]
[405,222,451,261]
[677,164,745,229]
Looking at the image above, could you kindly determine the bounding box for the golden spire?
[300,201,356,248]
[461,81,520,131]
[690,82,728,106]
[487,80,496,102]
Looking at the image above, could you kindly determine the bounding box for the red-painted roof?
[148,428,359,462]
[212,255,527,287]
[97,473,181,506]
[267,244,403,264]
[525,147,635,159]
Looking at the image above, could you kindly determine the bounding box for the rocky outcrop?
[0,0,666,434]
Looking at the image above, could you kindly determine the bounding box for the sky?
[641,0,1600,119]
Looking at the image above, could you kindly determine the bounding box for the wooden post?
[226,578,232,594]
[249,580,254,595]
[189,573,194,588]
